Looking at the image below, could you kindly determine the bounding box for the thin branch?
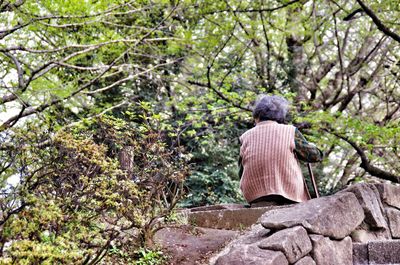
[0,2,180,130]
[202,0,301,15]
[356,0,400,43]
[329,130,399,183]
[85,58,183,94]
[0,38,179,54]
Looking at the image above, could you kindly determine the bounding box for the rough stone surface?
[353,243,368,265]
[154,225,238,265]
[351,227,391,243]
[214,244,288,265]
[258,226,312,263]
[368,240,400,264]
[310,235,352,265]
[261,192,364,239]
[237,223,271,245]
[343,183,387,229]
[386,207,400,238]
[293,256,316,265]
[375,183,400,209]
[209,224,272,264]
[188,206,285,230]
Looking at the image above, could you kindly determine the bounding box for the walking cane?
[307,163,320,198]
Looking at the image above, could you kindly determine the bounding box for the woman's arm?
[294,128,323,162]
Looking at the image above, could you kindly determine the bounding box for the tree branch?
[329,130,399,183]
[202,0,301,15]
[356,0,400,43]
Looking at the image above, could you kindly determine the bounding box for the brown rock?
[258,226,312,263]
[375,183,400,209]
[343,183,387,229]
[261,192,364,239]
[310,235,352,265]
[294,256,316,265]
[386,207,400,238]
[215,244,288,265]
[154,225,238,265]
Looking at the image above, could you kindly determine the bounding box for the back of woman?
[239,95,323,207]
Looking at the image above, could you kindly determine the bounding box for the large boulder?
[310,235,352,265]
[343,183,387,229]
[258,226,312,263]
[214,244,288,265]
[343,184,391,242]
[261,192,364,239]
[375,183,400,209]
[386,207,400,238]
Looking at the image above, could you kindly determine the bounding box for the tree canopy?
[1,0,400,263]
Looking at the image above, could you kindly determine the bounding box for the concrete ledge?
[186,203,245,213]
[185,205,288,230]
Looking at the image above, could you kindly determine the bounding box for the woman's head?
[252,95,289,124]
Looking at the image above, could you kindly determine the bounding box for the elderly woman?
[239,95,323,207]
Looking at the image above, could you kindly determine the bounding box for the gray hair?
[252,95,289,123]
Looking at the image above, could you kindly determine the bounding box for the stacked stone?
[213,183,400,265]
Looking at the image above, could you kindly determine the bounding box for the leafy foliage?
[1,0,400,262]
[181,135,245,207]
[0,116,188,264]
[134,248,167,265]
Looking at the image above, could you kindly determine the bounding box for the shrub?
[0,116,188,264]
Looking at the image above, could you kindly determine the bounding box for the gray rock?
[343,183,387,229]
[261,192,364,239]
[258,226,312,263]
[351,227,391,243]
[353,243,368,265]
[294,256,316,265]
[238,223,271,245]
[214,244,288,265]
[368,240,400,264]
[386,207,400,238]
[375,183,400,209]
[209,224,271,264]
[310,235,352,265]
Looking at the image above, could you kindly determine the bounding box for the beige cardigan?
[239,121,310,203]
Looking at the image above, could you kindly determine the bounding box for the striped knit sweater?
[239,120,310,203]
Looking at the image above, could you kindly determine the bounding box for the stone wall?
[210,183,400,265]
